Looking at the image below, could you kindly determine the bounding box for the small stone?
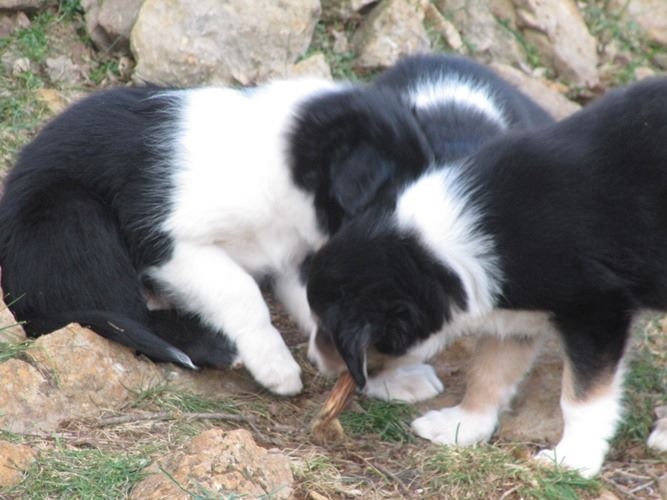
[634,66,656,80]
[424,3,463,51]
[35,88,70,114]
[288,53,333,80]
[0,440,36,489]
[45,55,80,85]
[0,282,26,345]
[130,429,294,500]
[0,0,46,10]
[332,29,349,54]
[352,0,430,70]
[512,0,599,87]
[490,63,581,119]
[11,57,30,76]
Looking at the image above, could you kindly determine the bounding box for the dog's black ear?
[334,323,371,389]
[330,142,393,217]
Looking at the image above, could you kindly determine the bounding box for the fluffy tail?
[24,310,197,369]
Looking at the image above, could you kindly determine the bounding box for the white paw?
[242,341,303,396]
[534,443,604,478]
[365,364,444,403]
[647,417,667,452]
[411,405,497,445]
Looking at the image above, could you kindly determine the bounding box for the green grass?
[6,447,151,498]
[129,384,242,415]
[423,445,601,499]
[580,0,667,85]
[612,316,667,452]
[305,21,359,81]
[0,339,32,363]
[340,399,417,443]
[496,16,544,70]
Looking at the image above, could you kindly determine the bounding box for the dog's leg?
[412,335,540,445]
[536,306,630,477]
[151,242,302,395]
[273,271,316,335]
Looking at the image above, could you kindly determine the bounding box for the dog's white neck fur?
[409,76,508,129]
[395,166,502,317]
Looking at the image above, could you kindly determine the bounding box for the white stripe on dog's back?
[408,76,508,129]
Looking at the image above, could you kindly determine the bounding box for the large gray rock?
[0,0,47,10]
[130,429,294,500]
[434,0,527,66]
[81,0,144,52]
[351,0,430,70]
[491,62,581,119]
[0,440,35,489]
[0,324,164,433]
[512,0,599,87]
[609,0,667,47]
[131,0,321,86]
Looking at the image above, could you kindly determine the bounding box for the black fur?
[374,54,553,163]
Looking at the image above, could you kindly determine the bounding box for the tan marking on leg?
[460,336,541,413]
[561,359,616,405]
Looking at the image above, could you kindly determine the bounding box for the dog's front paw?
[534,444,604,478]
[242,340,303,396]
[365,363,444,403]
[412,406,497,445]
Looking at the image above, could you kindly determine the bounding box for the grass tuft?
[422,445,600,499]
[7,447,150,498]
[340,399,416,443]
[0,339,32,363]
[129,384,242,415]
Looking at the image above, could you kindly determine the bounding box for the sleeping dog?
[306,77,667,476]
[308,54,553,402]
[0,77,432,395]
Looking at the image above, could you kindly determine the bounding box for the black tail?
[25,310,197,369]
[0,180,237,370]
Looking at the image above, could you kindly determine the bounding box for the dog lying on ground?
[0,53,549,396]
[308,53,553,402]
[306,76,667,476]
[0,77,432,395]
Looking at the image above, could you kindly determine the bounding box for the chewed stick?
[310,372,357,444]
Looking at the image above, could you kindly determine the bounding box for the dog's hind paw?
[647,410,667,452]
[411,405,497,445]
[365,363,444,403]
[534,445,603,478]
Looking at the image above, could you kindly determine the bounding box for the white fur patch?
[647,416,667,452]
[365,363,444,403]
[147,79,346,394]
[396,167,502,318]
[535,367,626,478]
[412,405,498,445]
[409,76,508,128]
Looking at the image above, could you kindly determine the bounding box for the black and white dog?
[308,54,553,402]
[308,79,667,475]
[306,77,667,476]
[0,77,432,395]
[0,54,549,397]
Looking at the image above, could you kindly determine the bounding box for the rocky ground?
[0,0,666,498]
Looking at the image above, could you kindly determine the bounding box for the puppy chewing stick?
[310,371,357,444]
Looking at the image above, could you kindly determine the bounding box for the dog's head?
[289,86,433,234]
[306,216,466,388]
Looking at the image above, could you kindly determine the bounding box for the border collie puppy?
[307,54,553,403]
[0,78,431,395]
[306,77,667,476]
